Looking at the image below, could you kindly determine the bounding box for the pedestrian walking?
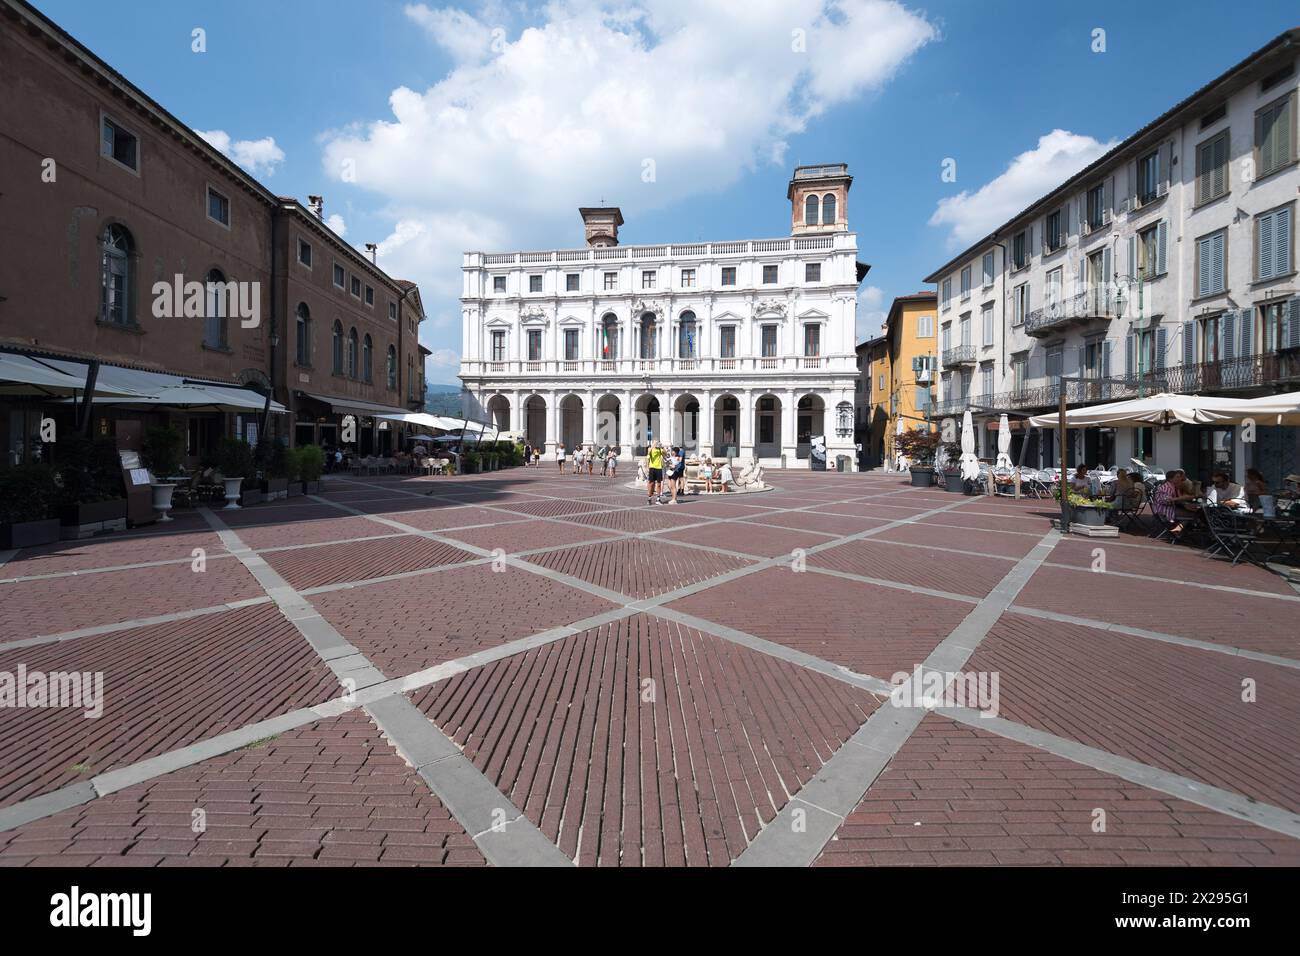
[608,446,619,478]
[645,440,665,505]
[556,442,566,474]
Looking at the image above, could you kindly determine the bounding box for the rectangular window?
[564,329,579,360]
[761,325,777,357]
[566,273,579,292]
[1012,230,1029,269]
[527,329,543,361]
[529,275,543,293]
[960,266,971,300]
[493,275,506,293]
[805,263,821,282]
[1256,92,1297,179]
[1196,229,1227,297]
[1196,131,1230,205]
[981,302,994,346]
[940,322,951,353]
[298,239,312,268]
[1260,301,1286,353]
[1138,225,1158,279]
[803,324,821,357]
[389,301,397,321]
[350,276,361,298]
[681,268,696,287]
[719,326,736,358]
[959,314,971,347]
[1013,283,1030,326]
[916,314,934,337]
[101,115,138,171]
[490,330,505,362]
[1012,354,1027,393]
[207,187,230,227]
[1086,182,1107,230]
[721,266,736,286]
[763,264,778,284]
[982,251,995,286]
[603,272,617,290]
[639,270,654,289]
[1256,203,1294,280]
[980,363,993,399]
[364,285,374,306]
[941,277,952,308]
[1137,149,1161,204]
[1201,314,1221,363]
[1046,267,1063,308]
[334,264,346,288]
[1045,208,1064,252]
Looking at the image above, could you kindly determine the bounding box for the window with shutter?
[1155,220,1168,276]
[1222,311,1236,362]
[1196,132,1229,205]
[1125,334,1135,377]
[1257,92,1296,178]
[1182,320,1195,366]
[1288,297,1300,349]
[1257,205,1294,280]
[1239,308,1253,358]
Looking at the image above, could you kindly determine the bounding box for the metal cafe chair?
[1203,504,1260,566]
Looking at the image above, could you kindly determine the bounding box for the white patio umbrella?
[995,414,1013,468]
[959,409,980,481]
[1026,391,1300,428]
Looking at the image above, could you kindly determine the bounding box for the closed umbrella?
[959,409,980,482]
[995,414,1012,468]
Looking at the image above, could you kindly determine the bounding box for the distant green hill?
[424,383,463,416]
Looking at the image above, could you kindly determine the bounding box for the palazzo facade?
[458,165,868,469]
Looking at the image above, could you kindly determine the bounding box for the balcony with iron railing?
[1024,290,1117,337]
[940,344,976,368]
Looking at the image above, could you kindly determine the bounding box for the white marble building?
[923,30,1300,484]
[458,165,868,469]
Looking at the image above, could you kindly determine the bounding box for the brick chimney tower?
[788,164,851,235]
[579,206,624,247]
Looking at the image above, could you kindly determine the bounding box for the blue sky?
[34,0,1300,382]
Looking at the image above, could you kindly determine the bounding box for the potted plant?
[895,429,940,487]
[285,445,304,497]
[296,444,324,494]
[257,439,290,500]
[462,450,480,474]
[1051,487,1113,527]
[0,464,61,548]
[55,437,128,536]
[215,437,256,509]
[141,425,184,522]
[939,441,966,493]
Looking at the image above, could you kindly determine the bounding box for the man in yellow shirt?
[645,440,665,505]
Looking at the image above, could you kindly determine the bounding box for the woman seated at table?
[1069,465,1091,495]
[1152,468,1199,536]
[1108,468,1137,504]
[1244,468,1269,507]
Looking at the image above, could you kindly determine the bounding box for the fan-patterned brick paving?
[0,604,338,809]
[0,712,483,867]
[666,566,971,679]
[875,521,1042,558]
[383,506,509,532]
[262,535,477,591]
[1046,537,1297,595]
[741,510,888,536]
[411,615,878,866]
[815,715,1300,866]
[560,505,703,534]
[0,558,262,642]
[965,615,1300,813]
[523,537,754,599]
[1013,566,1300,660]
[237,516,403,551]
[810,538,1015,597]
[310,566,613,678]
[493,498,610,519]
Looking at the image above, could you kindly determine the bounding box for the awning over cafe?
[0,353,142,398]
[299,392,412,419]
[39,358,286,412]
[1027,392,1300,429]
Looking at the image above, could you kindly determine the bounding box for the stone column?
[583,388,595,447]
[782,388,798,466]
[511,389,522,434]
[698,389,713,457]
[547,389,559,455]
[739,388,754,461]
[621,388,635,453]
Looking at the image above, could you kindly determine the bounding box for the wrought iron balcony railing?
[1024,291,1116,336]
[941,344,976,368]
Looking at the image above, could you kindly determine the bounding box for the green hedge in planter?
[215,437,256,481]
[142,425,184,479]
[294,444,324,482]
[0,464,58,524]
[53,436,125,506]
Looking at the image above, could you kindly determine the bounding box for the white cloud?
[928,129,1116,249]
[856,284,886,342]
[326,214,347,237]
[322,0,935,374]
[198,130,286,176]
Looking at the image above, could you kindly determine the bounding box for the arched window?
[347,328,358,379]
[639,312,657,359]
[821,193,837,226]
[204,269,228,348]
[386,345,397,389]
[804,194,819,226]
[678,310,697,358]
[332,320,343,374]
[600,313,620,360]
[295,303,311,366]
[362,334,373,383]
[99,224,133,325]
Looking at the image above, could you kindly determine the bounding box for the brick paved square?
[0,604,338,809]
[810,539,1015,597]
[815,714,1300,866]
[1,530,222,578]
[384,505,513,532]
[412,614,878,865]
[659,521,833,558]
[740,510,890,535]
[262,535,478,591]
[440,517,620,554]
[665,565,971,679]
[0,711,483,866]
[523,536,754,599]
[311,565,613,678]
